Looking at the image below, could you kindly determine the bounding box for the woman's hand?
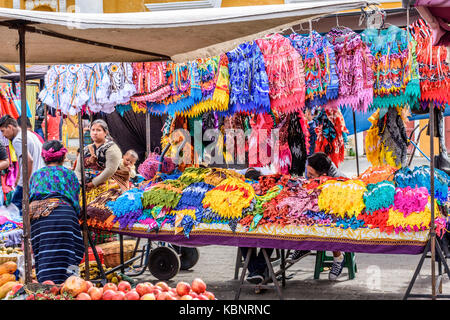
[86,182,94,190]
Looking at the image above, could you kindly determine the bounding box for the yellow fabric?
[202,177,255,219]
[173,209,197,234]
[365,109,382,166]
[8,140,17,162]
[365,107,404,169]
[26,85,37,129]
[131,101,147,114]
[318,179,367,218]
[81,180,119,207]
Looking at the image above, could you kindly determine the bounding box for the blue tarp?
[342,107,450,135]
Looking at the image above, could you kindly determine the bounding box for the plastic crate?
[80,247,104,265]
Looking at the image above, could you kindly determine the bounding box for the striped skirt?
[30,203,85,284]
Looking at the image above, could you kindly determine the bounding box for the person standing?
[46,110,61,141]
[29,140,84,284]
[0,115,45,214]
[34,98,45,140]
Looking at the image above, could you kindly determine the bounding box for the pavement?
[130,156,450,300]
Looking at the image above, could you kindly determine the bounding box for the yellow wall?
[66,0,75,12]
[0,0,12,8]
[419,119,440,158]
[103,0,146,13]
[32,5,54,11]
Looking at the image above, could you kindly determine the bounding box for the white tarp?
[0,1,376,64]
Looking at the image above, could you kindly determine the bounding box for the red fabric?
[46,113,61,141]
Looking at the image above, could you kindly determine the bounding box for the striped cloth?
[30,203,85,284]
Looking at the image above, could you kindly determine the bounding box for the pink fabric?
[326,28,374,112]
[41,147,68,163]
[393,187,429,217]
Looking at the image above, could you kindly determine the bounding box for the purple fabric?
[2,228,23,247]
[96,228,427,255]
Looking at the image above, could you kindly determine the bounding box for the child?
[119,150,139,179]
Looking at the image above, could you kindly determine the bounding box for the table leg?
[280,249,286,288]
[235,248,252,300]
[119,234,125,274]
[262,248,283,300]
[234,248,243,280]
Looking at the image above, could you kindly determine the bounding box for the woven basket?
[97,240,137,268]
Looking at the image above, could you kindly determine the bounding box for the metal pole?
[146,112,151,156]
[353,110,360,176]
[18,25,33,285]
[429,101,436,300]
[43,103,48,141]
[77,113,90,280]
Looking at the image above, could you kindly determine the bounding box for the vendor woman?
[75,119,127,244]
[75,119,126,202]
[287,152,348,281]
[29,140,84,284]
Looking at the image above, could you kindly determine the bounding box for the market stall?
[0,1,449,301]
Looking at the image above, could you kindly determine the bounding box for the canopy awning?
[0,1,376,64]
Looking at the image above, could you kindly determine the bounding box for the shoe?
[286,250,310,264]
[329,256,346,281]
[246,271,264,284]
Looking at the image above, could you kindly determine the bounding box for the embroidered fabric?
[313,108,347,167]
[256,34,306,113]
[326,27,374,112]
[410,19,450,106]
[40,63,136,115]
[272,114,292,174]
[288,112,308,177]
[248,113,274,168]
[289,31,339,109]
[365,108,408,168]
[131,62,171,104]
[148,62,202,116]
[180,56,229,117]
[361,26,421,110]
[226,41,271,115]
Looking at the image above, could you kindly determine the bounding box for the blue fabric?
[342,106,450,135]
[35,128,45,140]
[341,107,373,135]
[11,186,23,215]
[30,203,84,284]
[13,100,33,118]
